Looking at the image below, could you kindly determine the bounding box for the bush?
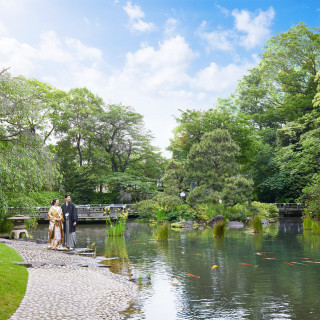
[195,203,226,222]
[132,199,156,220]
[224,203,252,222]
[251,201,279,219]
[152,193,182,211]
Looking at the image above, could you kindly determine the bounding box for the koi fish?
[305,261,320,264]
[178,246,184,248]
[211,265,218,270]
[240,263,258,267]
[187,273,200,278]
[194,253,202,256]
[171,278,179,285]
[263,258,282,260]
[290,262,307,266]
[261,252,275,254]
[284,262,294,266]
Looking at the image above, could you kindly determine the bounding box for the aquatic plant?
[312,219,320,234]
[153,221,171,240]
[252,215,263,233]
[213,220,226,238]
[105,208,128,236]
[303,215,313,229]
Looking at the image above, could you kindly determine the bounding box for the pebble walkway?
[2,239,137,320]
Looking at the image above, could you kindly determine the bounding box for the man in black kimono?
[61,194,78,249]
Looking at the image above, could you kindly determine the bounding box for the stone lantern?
[7,215,31,239]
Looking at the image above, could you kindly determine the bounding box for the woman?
[46,198,64,249]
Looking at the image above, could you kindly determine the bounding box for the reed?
[213,220,226,238]
[105,210,128,237]
[252,215,263,233]
[153,221,171,240]
[303,215,313,229]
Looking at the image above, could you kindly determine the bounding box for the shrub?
[195,203,226,222]
[152,193,182,211]
[251,201,279,219]
[252,215,263,233]
[213,220,226,238]
[224,203,251,222]
[132,199,156,220]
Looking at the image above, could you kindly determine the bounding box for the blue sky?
[1,0,319,155]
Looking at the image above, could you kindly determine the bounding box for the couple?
[46,194,78,250]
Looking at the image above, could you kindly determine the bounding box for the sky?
[0,0,320,156]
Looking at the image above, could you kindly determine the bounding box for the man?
[61,194,78,250]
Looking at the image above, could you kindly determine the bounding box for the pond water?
[32,219,320,320]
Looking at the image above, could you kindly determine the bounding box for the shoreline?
[1,238,137,320]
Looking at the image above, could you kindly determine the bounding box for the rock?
[261,219,269,225]
[129,277,151,284]
[208,215,225,228]
[228,221,244,228]
[13,261,33,268]
[181,221,195,228]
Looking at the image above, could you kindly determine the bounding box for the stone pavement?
[2,239,137,320]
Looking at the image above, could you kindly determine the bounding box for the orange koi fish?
[284,262,294,266]
[187,273,200,278]
[263,258,282,260]
[240,263,258,267]
[211,265,218,270]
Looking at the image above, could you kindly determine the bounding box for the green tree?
[185,129,240,191]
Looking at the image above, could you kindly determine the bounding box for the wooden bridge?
[272,203,306,216]
[7,204,135,222]
[7,202,306,222]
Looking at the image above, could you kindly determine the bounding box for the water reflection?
[32,220,320,320]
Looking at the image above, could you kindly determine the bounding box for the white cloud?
[123,1,156,32]
[0,22,7,36]
[164,18,178,37]
[232,7,275,49]
[215,4,230,16]
[198,22,235,52]
[192,60,255,92]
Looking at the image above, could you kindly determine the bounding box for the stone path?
[2,239,137,320]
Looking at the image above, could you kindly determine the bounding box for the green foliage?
[252,215,263,233]
[303,215,313,230]
[222,176,254,206]
[301,173,320,218]
[161,160,186,195]
[185,129,240,190]
[195,203,225,222]
[132,199,157,221]
[186,185,219,207]
[224,203,252,222]
[153,222,171,241]
[213,220,226,238]
[250,202,279,219]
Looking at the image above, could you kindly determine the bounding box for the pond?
[32,219,320,320]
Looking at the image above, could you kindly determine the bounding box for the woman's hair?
[51,198,58,205]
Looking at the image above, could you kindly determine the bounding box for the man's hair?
[65,194,71,199]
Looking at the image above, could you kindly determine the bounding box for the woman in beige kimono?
[46,198,64,249]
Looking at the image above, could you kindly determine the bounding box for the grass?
[312,219,320,234]
[213,220,226,238]
[303,216,313,229]
[252,215,263,233]
[153,221,171,241]
[0,243,28,320]
[106,219,127,236]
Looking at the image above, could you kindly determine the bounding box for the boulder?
[208,215,225,228]
[228,221,244,228]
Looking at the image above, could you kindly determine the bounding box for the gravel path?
[2,239,137,320]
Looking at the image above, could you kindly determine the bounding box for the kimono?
[46,206,64,249]
[61,202,78,248]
